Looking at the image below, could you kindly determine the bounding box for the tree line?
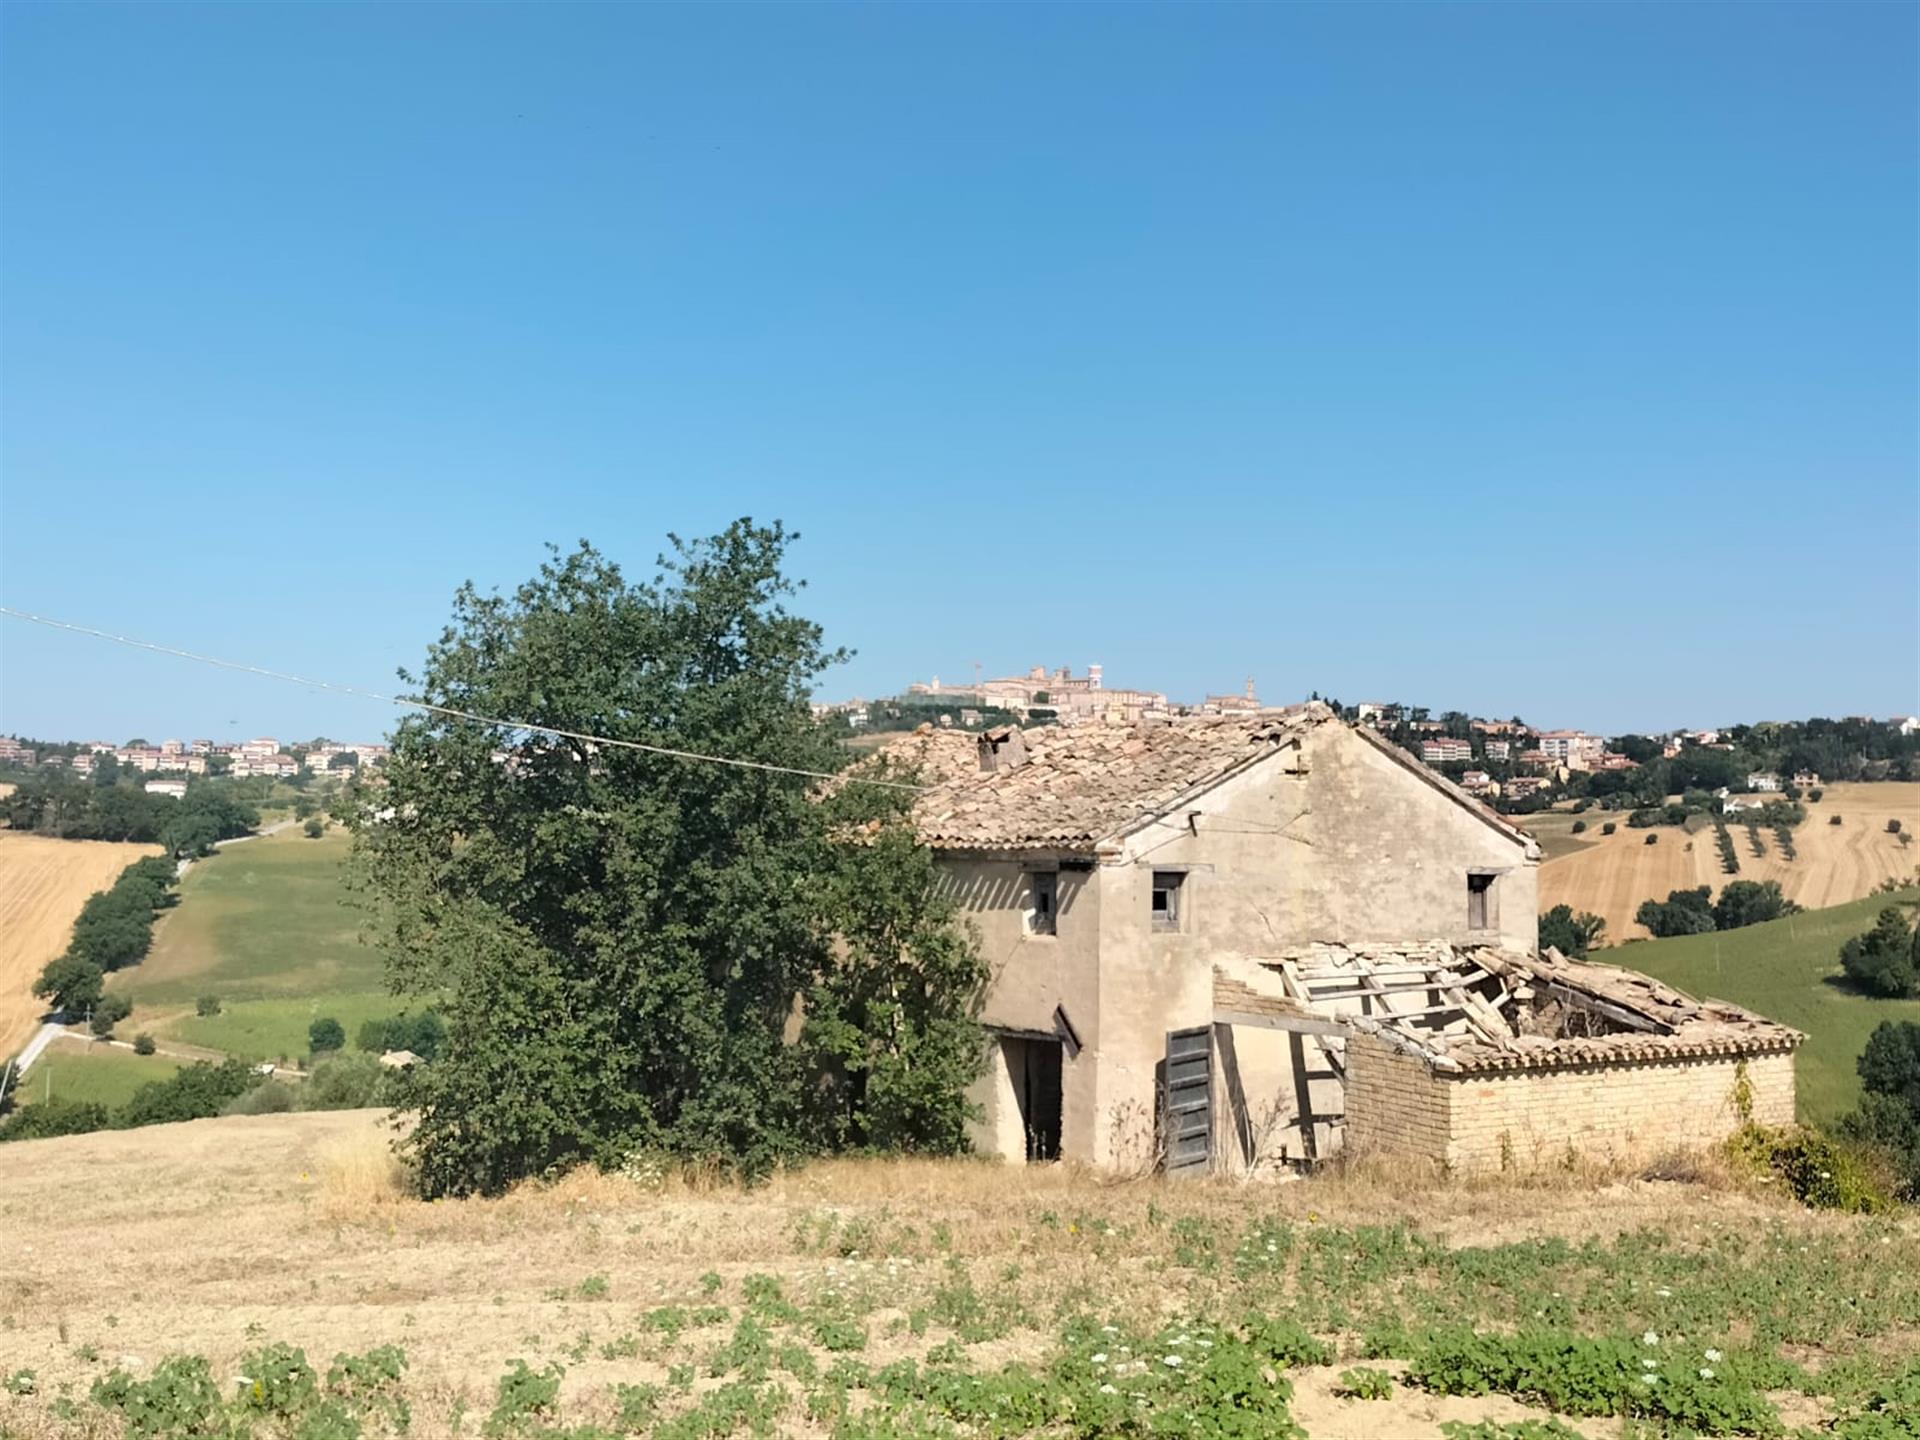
[30,855,181,1024]
[2,768,258,855]
[1634,881,1799,937]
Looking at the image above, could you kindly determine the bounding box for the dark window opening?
[1468,872,1495,930]
[1005,1037,1062,1161]
[1152,870,1185,932]
[1029,871,1057,935]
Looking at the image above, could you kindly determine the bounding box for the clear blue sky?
[2,2,1915,744]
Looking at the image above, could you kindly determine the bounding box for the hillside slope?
[1537,781,1919,940]
[1612,888,1920,1121]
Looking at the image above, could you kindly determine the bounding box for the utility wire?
[0,606,924,792]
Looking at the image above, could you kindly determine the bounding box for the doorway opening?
[1003,1036,1062,1161]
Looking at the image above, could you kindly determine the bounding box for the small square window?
[1151,871,1185,932]
[1467,872,1495,930]
[1028,871,1057,935]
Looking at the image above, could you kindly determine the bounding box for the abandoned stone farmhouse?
[886,704,1799,1174]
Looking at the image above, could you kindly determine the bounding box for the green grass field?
[15,1041,182,1109]
[109,828,405,1062]
[1615,887,1920,1123]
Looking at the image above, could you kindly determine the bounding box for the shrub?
[1538,905,1605,959]
[1858,1020,1920,1108]
[1601,822,1616,836]
[1809,788,1824,802]
[1892,819,1905,835]
[1644,833,1658,845]
[132,1032,156,1056]
[1727,1124,1892,1213]
[1712,880,1797,931]
[1840,908,1919,998]
[303,817,325,838]
[356,1011,447,1061]
[302,1051,392,1111]
[196,994,221,1017]
[0,1098,109,1142]
[89,991,132,1037]
[1570,820,1587,835]
[308,1017,346,1054]
[1831,814,1844,825]
[1636,888,1715,937]
[224,1080,298,1116]
[117,1058,257,1128]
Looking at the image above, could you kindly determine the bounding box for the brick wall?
[1345,1035,1796,1174]
[1344,1035,1453,1167]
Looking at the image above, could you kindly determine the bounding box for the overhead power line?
[0,606,923,792]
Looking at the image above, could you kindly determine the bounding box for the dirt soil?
[0,832,162,1058]
[1539,781,1920,941]
[0,1109,1883,1438]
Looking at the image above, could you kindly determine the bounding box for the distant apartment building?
[1747,772,1782,792]
[1420,737,1473,765]
[1791,770,1821,789]
[1482,739,1511,763]
[1459,769,1497,795]
[238,737,281,760]
[0,737,33,765]
[1595,753,1640,772]
[1893,717,1920,737]
[1503,776,1551,800]
[1535,730,1606,770]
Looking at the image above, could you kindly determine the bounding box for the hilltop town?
[0,734,390,783]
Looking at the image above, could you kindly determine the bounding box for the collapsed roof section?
[1213,942,1802,1075]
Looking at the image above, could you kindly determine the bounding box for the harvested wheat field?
[0,832,161,1058]
[1538,781,1920,942]
[2,1110,1915,1438]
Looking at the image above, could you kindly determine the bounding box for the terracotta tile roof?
[910,705,1332,852]
[849,726,984,788]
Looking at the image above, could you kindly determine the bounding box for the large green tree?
[350,524,984,1197]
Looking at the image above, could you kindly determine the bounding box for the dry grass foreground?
[1538,781,1920,942]
[3,1109,1914,1438]
[0,832,163,1059]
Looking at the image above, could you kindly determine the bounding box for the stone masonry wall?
[1344,1034,1796,1174]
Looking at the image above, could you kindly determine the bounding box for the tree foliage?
[350,525,986,1197]
[1537,905,1606,959]
[1711,880,1799,931]
[1840,908,1920,998]
[1634,887,1717,937]
[31,855,179,1020]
